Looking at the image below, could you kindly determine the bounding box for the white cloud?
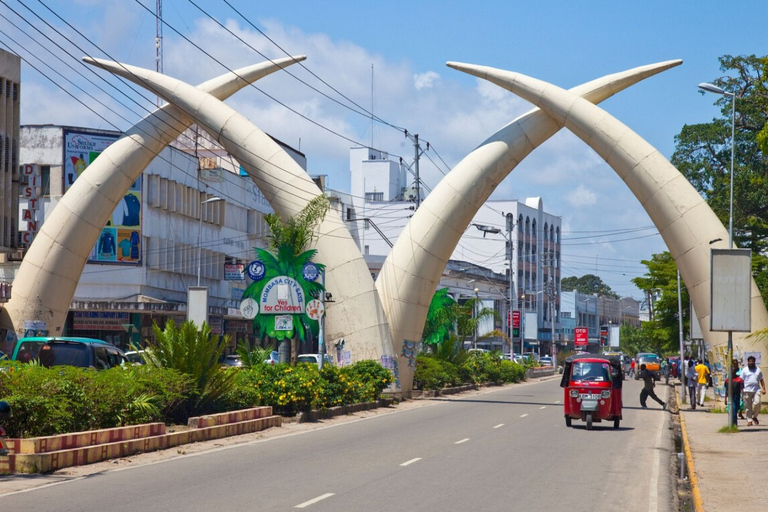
[566,184,598,207]
[413,71,440,90]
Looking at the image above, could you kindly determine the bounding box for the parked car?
[539,356,554,367]
[220,354,244,368]
[125,350,146,365]
[264,350,280,365]
[11,337,127,369]
[296,354,333,365]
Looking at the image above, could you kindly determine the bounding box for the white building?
[338,146,564,355]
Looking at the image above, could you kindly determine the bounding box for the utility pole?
[155,0,164,106]
[403,130,426,209]
[505,212,517,355]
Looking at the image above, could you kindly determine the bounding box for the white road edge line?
[296,493,335,509]
[493,423,504,429]
[455,438,470,444]
[400,458,422,466]
[648,391,666,512]
[520,414,528,418]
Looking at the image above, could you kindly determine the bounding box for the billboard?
[63,128,142,265]
[574,326,588,348]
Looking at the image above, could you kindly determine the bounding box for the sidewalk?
[676,383,764,511]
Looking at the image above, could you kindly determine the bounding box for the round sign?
[246,261,266,281]
[239,298,259,319]
[302,262,320,282]
[305,299,325,320]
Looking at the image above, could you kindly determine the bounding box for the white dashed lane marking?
[400,458,421,466]
[295,493,334,508]
[455,438,470,444]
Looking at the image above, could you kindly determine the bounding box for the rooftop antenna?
[370,63,374,149]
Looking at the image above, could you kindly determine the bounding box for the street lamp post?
[699,81,736,427]
[473,287,480,350]
[473,217,517,355]
[197,196,223,287]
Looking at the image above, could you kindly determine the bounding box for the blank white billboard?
[710,249,751,332]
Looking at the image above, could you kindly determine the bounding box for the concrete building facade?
[0,124,284,354]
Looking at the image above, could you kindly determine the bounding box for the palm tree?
[455,297,499,350]
[142,319,236,420]
[242,195,330,362]
[421,288,499,351]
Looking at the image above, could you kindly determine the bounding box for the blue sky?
[4,0,767,299]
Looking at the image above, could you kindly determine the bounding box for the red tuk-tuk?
[560,354,623,430]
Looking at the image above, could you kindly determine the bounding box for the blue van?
[11,337,127,369]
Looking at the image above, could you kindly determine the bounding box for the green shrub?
[414,355,450,390]
[345,359,395,401]
[0,364,191,438]
[499,360,526,383]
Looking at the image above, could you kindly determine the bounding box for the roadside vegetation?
[413,337,529,391]
[0,319,394,439]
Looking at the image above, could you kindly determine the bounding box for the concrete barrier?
[0,406,280,474]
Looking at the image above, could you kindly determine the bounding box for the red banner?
[574,326,588,347]
[512,310,521,328]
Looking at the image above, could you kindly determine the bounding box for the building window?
[40,165,51,196]
[365,192,383,202]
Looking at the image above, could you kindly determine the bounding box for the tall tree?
[671,54,768,307]
[561,274,618,298]
[631,252,689,355]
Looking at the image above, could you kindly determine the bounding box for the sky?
[2,0,767,300]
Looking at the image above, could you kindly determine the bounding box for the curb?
[676,387,704,512]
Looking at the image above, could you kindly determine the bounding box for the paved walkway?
[675,381,763,512]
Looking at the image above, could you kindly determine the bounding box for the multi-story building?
[0,49,21,305]
[6,124,294,353]
[339,145,563,355]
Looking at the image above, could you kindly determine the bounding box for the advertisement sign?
[259,276,306,314]
[73,311,129,331]
[575,326,588,348]
[224,263,245,281]
[63,129,142,265]
[512,310,521,328]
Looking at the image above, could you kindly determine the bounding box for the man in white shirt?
[741,355,767,426]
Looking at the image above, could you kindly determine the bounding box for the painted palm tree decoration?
[245,245,325,341]
[242,195,330,344]
[422,288,457,346]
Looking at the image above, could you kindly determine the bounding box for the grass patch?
[718,425,739,433]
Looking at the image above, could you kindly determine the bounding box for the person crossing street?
[639,363,666,410]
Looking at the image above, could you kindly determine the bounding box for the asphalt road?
[0,377,674,511]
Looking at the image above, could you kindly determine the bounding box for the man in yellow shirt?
[695,359,711,407]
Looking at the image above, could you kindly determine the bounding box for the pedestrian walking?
[695,359,711,406]
[639,363,666,409]
[630,358,636,378]
[724,359,744,426]
[741,355,767,426]
[661,358,670,385]
[685,359,698,409]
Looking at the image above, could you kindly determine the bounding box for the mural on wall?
[242,245,325,342]
[63,128,142,265]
